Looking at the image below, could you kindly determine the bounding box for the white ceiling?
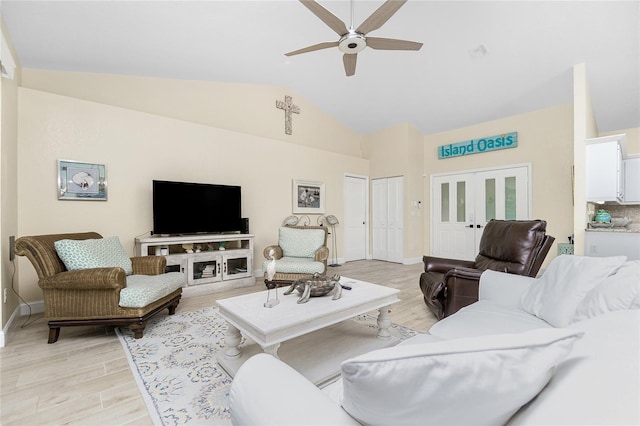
[2,0,639,135]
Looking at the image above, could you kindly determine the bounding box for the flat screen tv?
[152,180,242,235]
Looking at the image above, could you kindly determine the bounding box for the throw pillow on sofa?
[54,236,133,275]
[571,260,640,323]
[519,254,627,327]
[340,328,583,426]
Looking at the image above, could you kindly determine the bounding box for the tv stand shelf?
[135,234,255,292]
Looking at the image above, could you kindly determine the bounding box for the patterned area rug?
[116,306,418,426]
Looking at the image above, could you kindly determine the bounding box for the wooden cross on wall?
[276,95,300,135]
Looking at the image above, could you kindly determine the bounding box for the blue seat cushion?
[119,272,184,308]
[262,257,325,275]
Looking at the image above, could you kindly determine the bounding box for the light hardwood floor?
[0,260,434,425]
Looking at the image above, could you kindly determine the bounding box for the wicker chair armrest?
[39,268,126,290]
[131,256,166,275]
[315,246,329,262]
[263,246,283,259]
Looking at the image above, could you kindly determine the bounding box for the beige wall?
[406,125,425,261]
[423,103,575,267]
[600,127,640,155]
[21,69,363,158]
[16,88,368,302]
[362,122,425,262]
[573,63,599,255]
[1,20,20,333]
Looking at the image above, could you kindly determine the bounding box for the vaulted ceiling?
[2,1,638,135]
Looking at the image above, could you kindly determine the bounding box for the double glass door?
[431,165,530,260]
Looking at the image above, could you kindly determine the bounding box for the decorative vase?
[594,209,611,223]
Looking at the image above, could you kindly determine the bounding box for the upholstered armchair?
[262,226,329,287]
[420,220,555,319]
[15,232,183,343]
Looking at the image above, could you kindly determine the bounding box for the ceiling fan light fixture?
[339,33,367,54]
[289,0,422,75]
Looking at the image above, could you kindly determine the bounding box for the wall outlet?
[3,288,6,304]
[9,235,15,261]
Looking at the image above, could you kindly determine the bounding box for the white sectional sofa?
[229,255,640,425]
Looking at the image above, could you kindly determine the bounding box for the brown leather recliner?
[420,219,555,319]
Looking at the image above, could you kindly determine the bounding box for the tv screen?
[153,180,242,235]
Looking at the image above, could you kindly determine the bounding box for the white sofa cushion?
[510,310,640,425]
[478,269,536,307]
[519,255,627,327]
[429,300,551,339]
[340,328,583,426]
[230,353,361,426]
[571,260,640,323]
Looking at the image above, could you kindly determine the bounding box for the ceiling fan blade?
[300,0,348,36]
[367,37,423,51]
[356,0,407,35]
[343,53,357,77]
[285,41,339,56]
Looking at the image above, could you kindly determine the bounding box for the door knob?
[467,224,474,228]
[476,224,483,228]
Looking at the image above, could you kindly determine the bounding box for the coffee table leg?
[224,322,242,358]
[262,343,281,359]
[377,306,392,339]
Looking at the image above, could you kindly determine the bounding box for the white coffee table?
[216,276,400,385]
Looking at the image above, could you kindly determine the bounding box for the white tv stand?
[135,233,255,292]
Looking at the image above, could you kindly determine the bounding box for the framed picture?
[58,159,107,201]
[292,179,325,214]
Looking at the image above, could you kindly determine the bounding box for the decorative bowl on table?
[284,272,342,303]
[611,217,631,227]
[589,222,614,229]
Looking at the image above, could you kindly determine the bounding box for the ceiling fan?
[285,0,423,77]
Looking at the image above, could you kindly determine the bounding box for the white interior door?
[472,166,529,254]
[431,173,475,260]
[431,165,530,260]
[344,175,368,262]
[372,179,388,261]
[372,176,404,263]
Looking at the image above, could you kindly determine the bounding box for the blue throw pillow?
[54,236,133,275]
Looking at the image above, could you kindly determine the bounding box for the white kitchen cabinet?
[623,157,640,204]
[585,134,627,203]
[585,231,640,260]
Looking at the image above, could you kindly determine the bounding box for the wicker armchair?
[262,226,329,287]
[15,232,183,343]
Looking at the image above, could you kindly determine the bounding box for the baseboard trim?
[20,299,45,316]
[0,300,45,348]
[0,306,19,348]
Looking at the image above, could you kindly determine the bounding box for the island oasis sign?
[438,131,518,159]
